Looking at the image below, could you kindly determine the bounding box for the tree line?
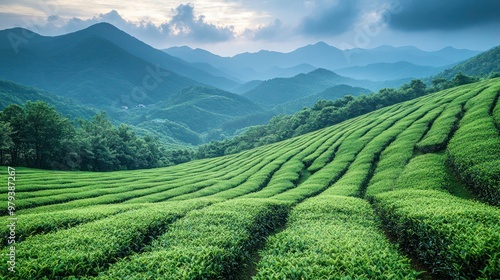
[0,101,183,171]
[196,73,479,158]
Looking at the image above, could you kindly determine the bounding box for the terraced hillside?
[1,78,500,279]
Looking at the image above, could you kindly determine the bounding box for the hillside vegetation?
[243,68,405,107]
[0,80,98,120]
[1,78,499,279]
[434,45,500,80]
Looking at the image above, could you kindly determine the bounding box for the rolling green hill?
[145,86,264,133]
[0,79,98,119]
[435,45,500,79]
[274,84,370,113]
[1,78,499,279]
[243,68,407,107]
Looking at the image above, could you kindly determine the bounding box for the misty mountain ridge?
[0,30,200,107]
[242,68,406,108]
[335,61,448,81]
[164,42,480,82]
[433,45,500,80]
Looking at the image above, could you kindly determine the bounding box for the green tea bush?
[366,105,445,196]
[254,196,419,279]
[93,199,289,279]
[1,200,212,279]
[0,204,140,247]
[373,189,500,279]
[448,83,500,206]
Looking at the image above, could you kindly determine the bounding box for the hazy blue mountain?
[232,80,263,94]
[0,79,98,119]
[164,47,319,81]
[433,45,500,80]
[242,68,405,107]
[0,27,204,107]
[146,86,263,133]
[71,23,240,90]
[164,42,480,82]
[343,45,479,68]
[190,62,243,83]
[164,46,226,66]
[335,61,447,81]
[275,84,371,114]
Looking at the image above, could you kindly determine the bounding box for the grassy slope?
[1,78,500,279]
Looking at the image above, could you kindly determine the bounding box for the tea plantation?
[1,78,499,279]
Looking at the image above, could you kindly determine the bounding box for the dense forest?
[0,101,188,171]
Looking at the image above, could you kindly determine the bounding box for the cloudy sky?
[1,0,499,56]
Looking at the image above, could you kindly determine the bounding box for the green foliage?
[1,200,210,279]
[493,92,500,129]
[93,199,289,279]
[365,103,448,196]
[0,101,74,168]
[434,45,500,80]
[0,102,175,171]
[1,78,500,279]
[373,190,500,279]
[254,196,419,279]
[0,204,141,247]
[447,80,500,206]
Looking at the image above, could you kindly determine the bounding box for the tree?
[76,112,120,171]
[432,78,448,91]
[0,121,14,165]
[0,104,26,165]
[408,79,427,98]
[23,101,74,168]
[451,72,478,86]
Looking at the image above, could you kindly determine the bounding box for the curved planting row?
[274,100,420,202]
[0,199,214,279]
[254,196,419,279]
[365,81,500,278]
[14,138,294,214]
[89,199,289,279]
[373,190,500,279]
[0,203,142,248]
[447,79,500,206]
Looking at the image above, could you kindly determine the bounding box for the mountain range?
[0,22,497,146]
[164,43,480,82]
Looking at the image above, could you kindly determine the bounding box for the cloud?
[244,19,289,41]
[298,0,360,36]
[12,4,235,44]
[162,4,234,42]
[389,0,500,31]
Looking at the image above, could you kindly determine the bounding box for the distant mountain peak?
[310,68,336,75]
[313,41,330,47]
[0,26,41,38]
[79,22,125,36]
